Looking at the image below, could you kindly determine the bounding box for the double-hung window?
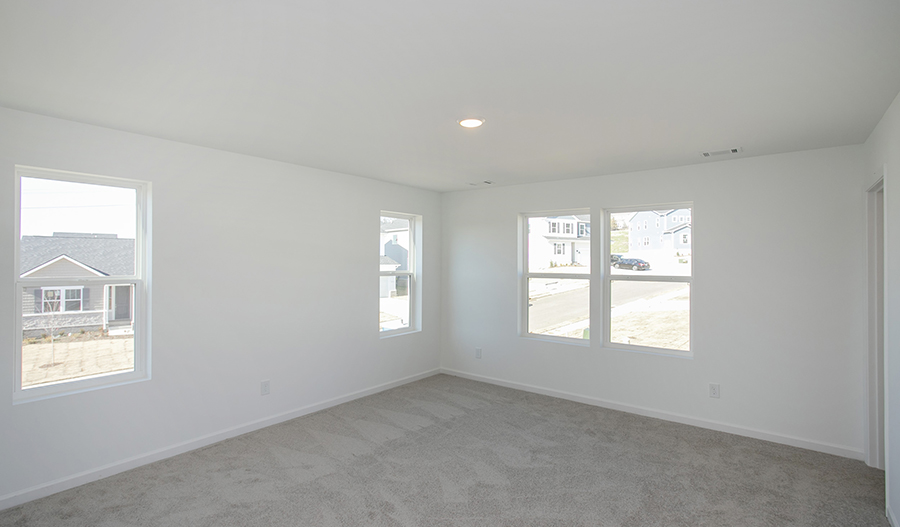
[15,167,151,400]
[521,212,590,341]
[379,212,421,335]
[606,205,692,353]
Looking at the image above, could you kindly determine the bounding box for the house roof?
[380,218,409,233]
[20,233,135,276]
[380,255,399,266]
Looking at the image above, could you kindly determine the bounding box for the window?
[578,223,587,236]
[607,206,691,354]
[549,221,559,234]
[380,212,421,335]
[42,287,83,312]
[16,167,150,400]
[522,212,590,341]
[563,223,573,234]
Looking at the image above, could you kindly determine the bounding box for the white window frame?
[379,211,422,337]
[520,209,590,345]
[14,166,152,403]
[603,203,692,357]
[563,223,573,234]
[554,242,565,255]
[549,221,559,234]
[578,223,586,236]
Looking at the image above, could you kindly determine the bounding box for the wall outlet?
[475,347,482,359]
[261,380,270,396]
[709,383,720,399]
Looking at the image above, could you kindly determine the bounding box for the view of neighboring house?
[20,232,135,337]
[627,209,692,254]
[529,215,591,269]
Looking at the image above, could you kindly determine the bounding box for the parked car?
[610,254,622,265]
[614,258,650,270]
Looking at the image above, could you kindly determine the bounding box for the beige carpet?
[0,374,887,526]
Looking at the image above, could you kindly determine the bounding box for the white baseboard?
[440,368,865,461]
[0,368,441,512]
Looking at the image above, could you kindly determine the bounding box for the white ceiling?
[1,0,899,192]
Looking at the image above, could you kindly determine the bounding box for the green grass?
[611,230,629,253]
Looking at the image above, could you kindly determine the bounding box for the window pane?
[528,215,590,273]
[22,285,135,389]
[528,278,589,339]
[380,216,410,271]
[610,209,691,276]
[20,177,137,278]
[379,276,410,331]
[610,281,690,351]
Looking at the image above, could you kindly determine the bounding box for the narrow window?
[380,212,421,335]
[16,167,150,400]
[607,206,691,353]
[522,212,590,341]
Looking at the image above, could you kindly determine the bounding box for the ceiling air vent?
[701,147,742,158]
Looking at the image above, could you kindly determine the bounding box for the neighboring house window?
[549,221,559,234]
[16,167,151,400]
[656,218,660,228]
[522,212,590,341]
[41,287,83,312]
[380,212,421,336]
[563,223,573,234]
[682,233,689,244]
[608,206,692,354]
[578,223,586,236]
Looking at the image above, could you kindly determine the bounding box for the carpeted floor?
[0,374,887,526]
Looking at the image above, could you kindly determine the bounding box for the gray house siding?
[629,209,692,252]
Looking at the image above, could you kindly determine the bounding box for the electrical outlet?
[709,383,720,399]
[261,380,270,396]
[475,348,482,359]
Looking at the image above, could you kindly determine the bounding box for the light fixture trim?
[458,117,485,128]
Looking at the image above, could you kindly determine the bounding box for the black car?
[614,258,650,270]
[610,254,622,265]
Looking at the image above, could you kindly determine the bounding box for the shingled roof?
[20,233,135,276]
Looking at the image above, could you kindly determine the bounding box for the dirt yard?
[21,333,134,388]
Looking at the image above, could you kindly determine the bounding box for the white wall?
[0,107,442,507]
[864,89,900,526]
[441,145,869,458]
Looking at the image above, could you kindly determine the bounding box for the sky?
[20,177,136,238]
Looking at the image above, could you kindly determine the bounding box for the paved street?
[529,280,689,349]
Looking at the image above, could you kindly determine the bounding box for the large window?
[607,206,691,353]
[522,212,590,341]
[379,212,420,335]
[15,167,150,400]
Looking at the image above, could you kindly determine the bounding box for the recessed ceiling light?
[458,118,485,128]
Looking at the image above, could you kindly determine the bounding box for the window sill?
[379,328,422,339]
[521,334,591,347]
[13,370,150,404]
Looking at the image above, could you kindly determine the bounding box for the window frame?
[14,166,152,403]
[379,211,422,338]
[603,204,692,357]
[520,209,590,345]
